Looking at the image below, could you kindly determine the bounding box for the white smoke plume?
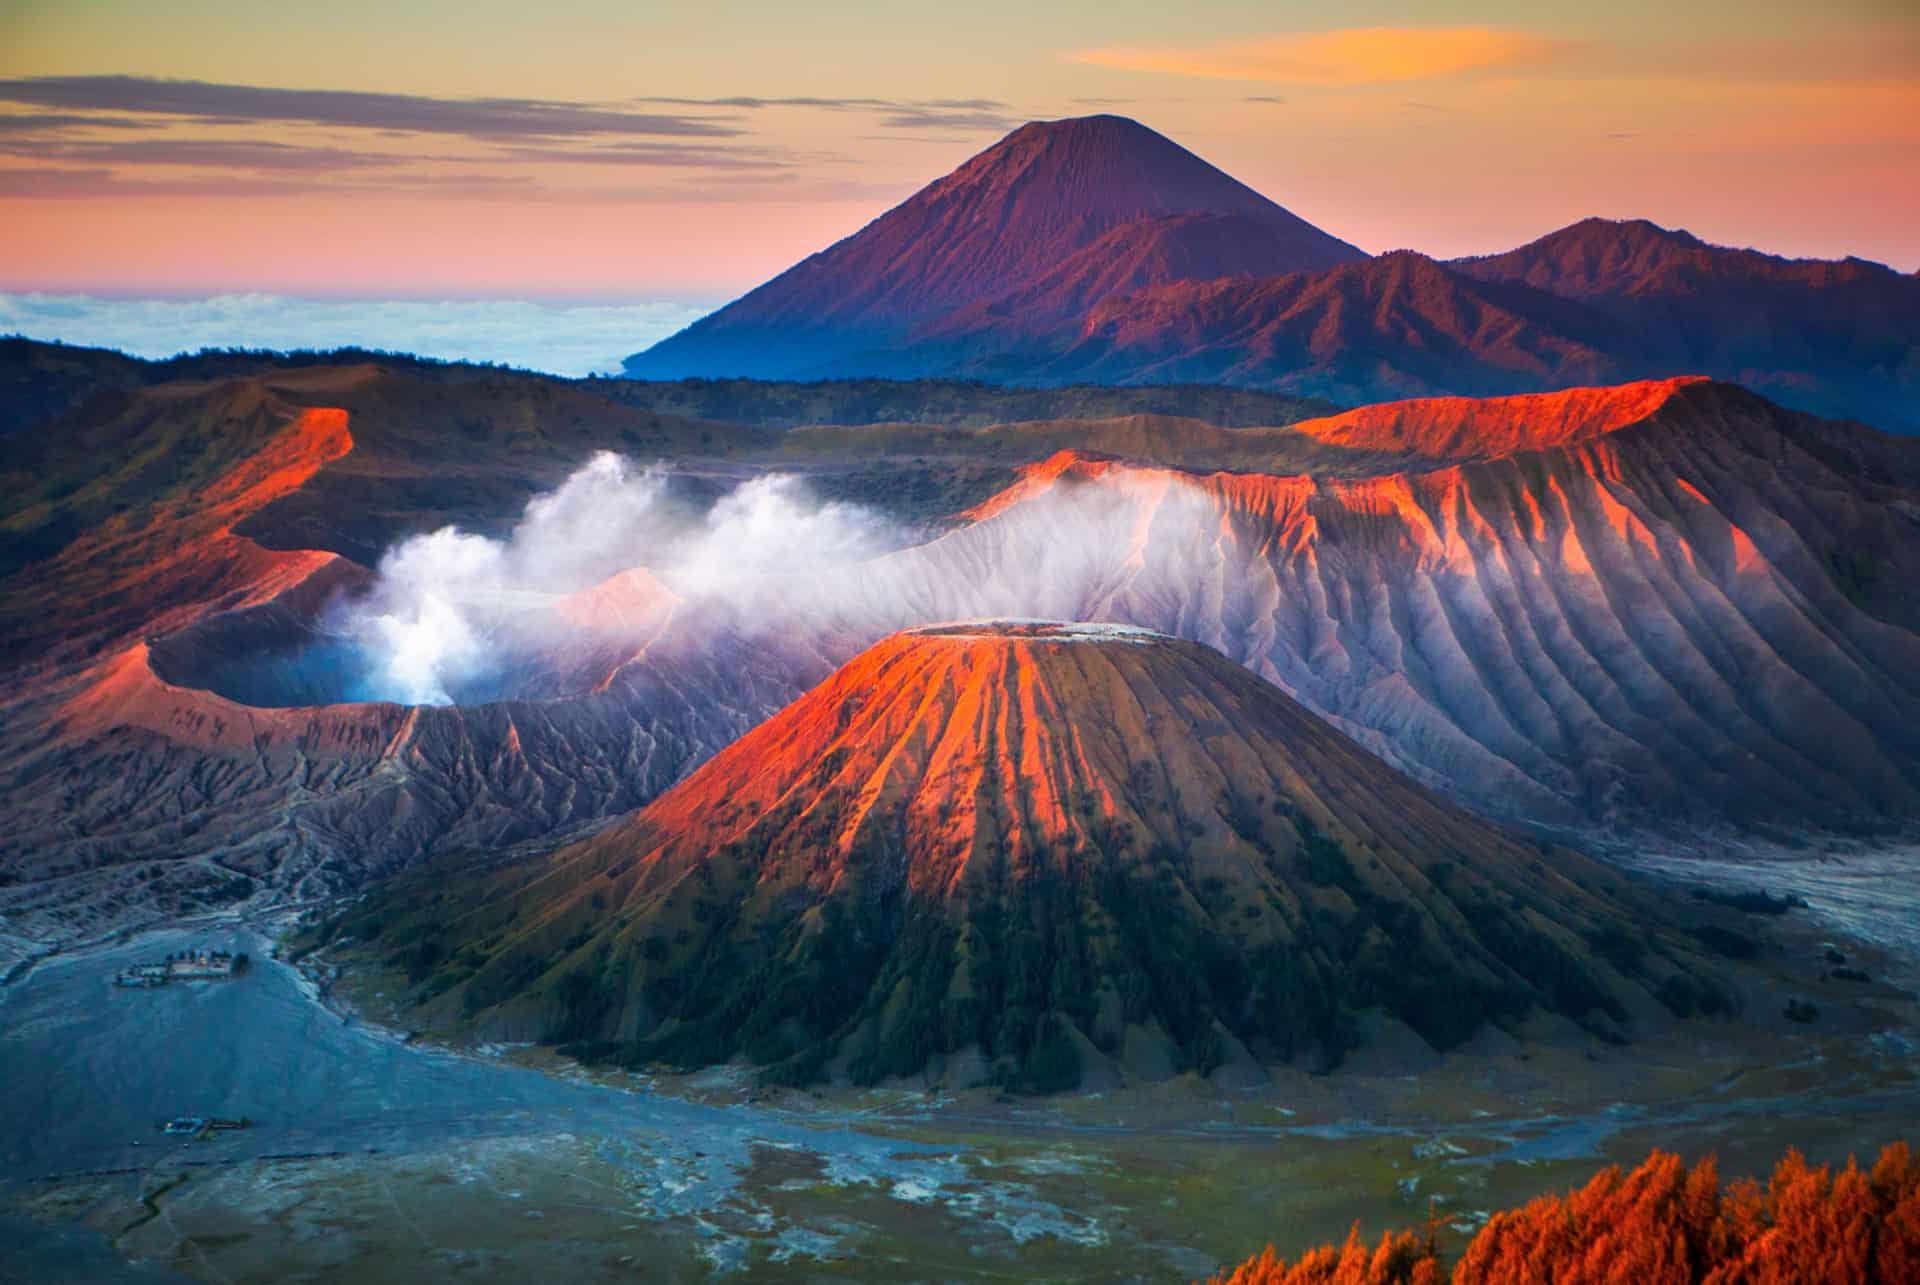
[332,445,1235,706]
[338,452,902,704]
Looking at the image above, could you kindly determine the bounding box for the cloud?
[1067,26,1563,85]
[0,80,853,193]
[631,95,1017,132]
[495,142,797,170]
[1065,96,1196,108]
[633,95,896,110]
[0,137,423,171]
[0,80,1016,208]
[873,108,1018,132]
[0,76,741,140]
[0,293,712,377]
[0,162,897,205]
[0,167,319,198]
[634,95,1007,112]
[0,138,817,198]
[0,112,160,133]
[0,164,557,198]
[612,172,905,201]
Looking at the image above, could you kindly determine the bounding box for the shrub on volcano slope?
[340,623,1731,1087]
[1209,1142,1920,1285]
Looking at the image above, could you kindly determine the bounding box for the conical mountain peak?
[924,114,1291,224]
[624,117,1362,380]
[347,623,1729,1089]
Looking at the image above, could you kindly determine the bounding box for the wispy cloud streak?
[0,76,742,140]
[1068,27,1563,85]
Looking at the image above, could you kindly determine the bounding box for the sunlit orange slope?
[1286,377,1708,459]
[0,369,362,674]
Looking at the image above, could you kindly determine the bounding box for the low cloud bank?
[1,292,711,377]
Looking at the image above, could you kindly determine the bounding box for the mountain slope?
[994,250,1635,399]
[343,622,1727,1087]
[623,115,1363,380]
[920,231,1919,431]
[1452,217,1906,300]
[1450,218,1920,428]
[888,210,1372,373]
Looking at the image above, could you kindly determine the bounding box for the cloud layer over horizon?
[0,292,712,376]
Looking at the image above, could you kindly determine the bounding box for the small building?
[165,948,247,980]
[115,946,249,989]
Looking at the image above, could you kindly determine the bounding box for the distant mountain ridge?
[1451,216,1906,297]
[624,119,1920,433]
[1012,250,1632,398]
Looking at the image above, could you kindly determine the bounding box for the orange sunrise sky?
[1,0,1916,302]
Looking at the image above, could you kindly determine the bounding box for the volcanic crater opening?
[144,596,630,709]
[147,453,918,710]
[909,619,1172,644]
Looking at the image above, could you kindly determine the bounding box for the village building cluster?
[114,946,250,988]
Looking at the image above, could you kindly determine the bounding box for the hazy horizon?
[0,291,717,376]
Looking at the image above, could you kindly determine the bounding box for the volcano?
[11,356,1920,960]
[345,622,1727,1090]
[622,115,1364,380]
